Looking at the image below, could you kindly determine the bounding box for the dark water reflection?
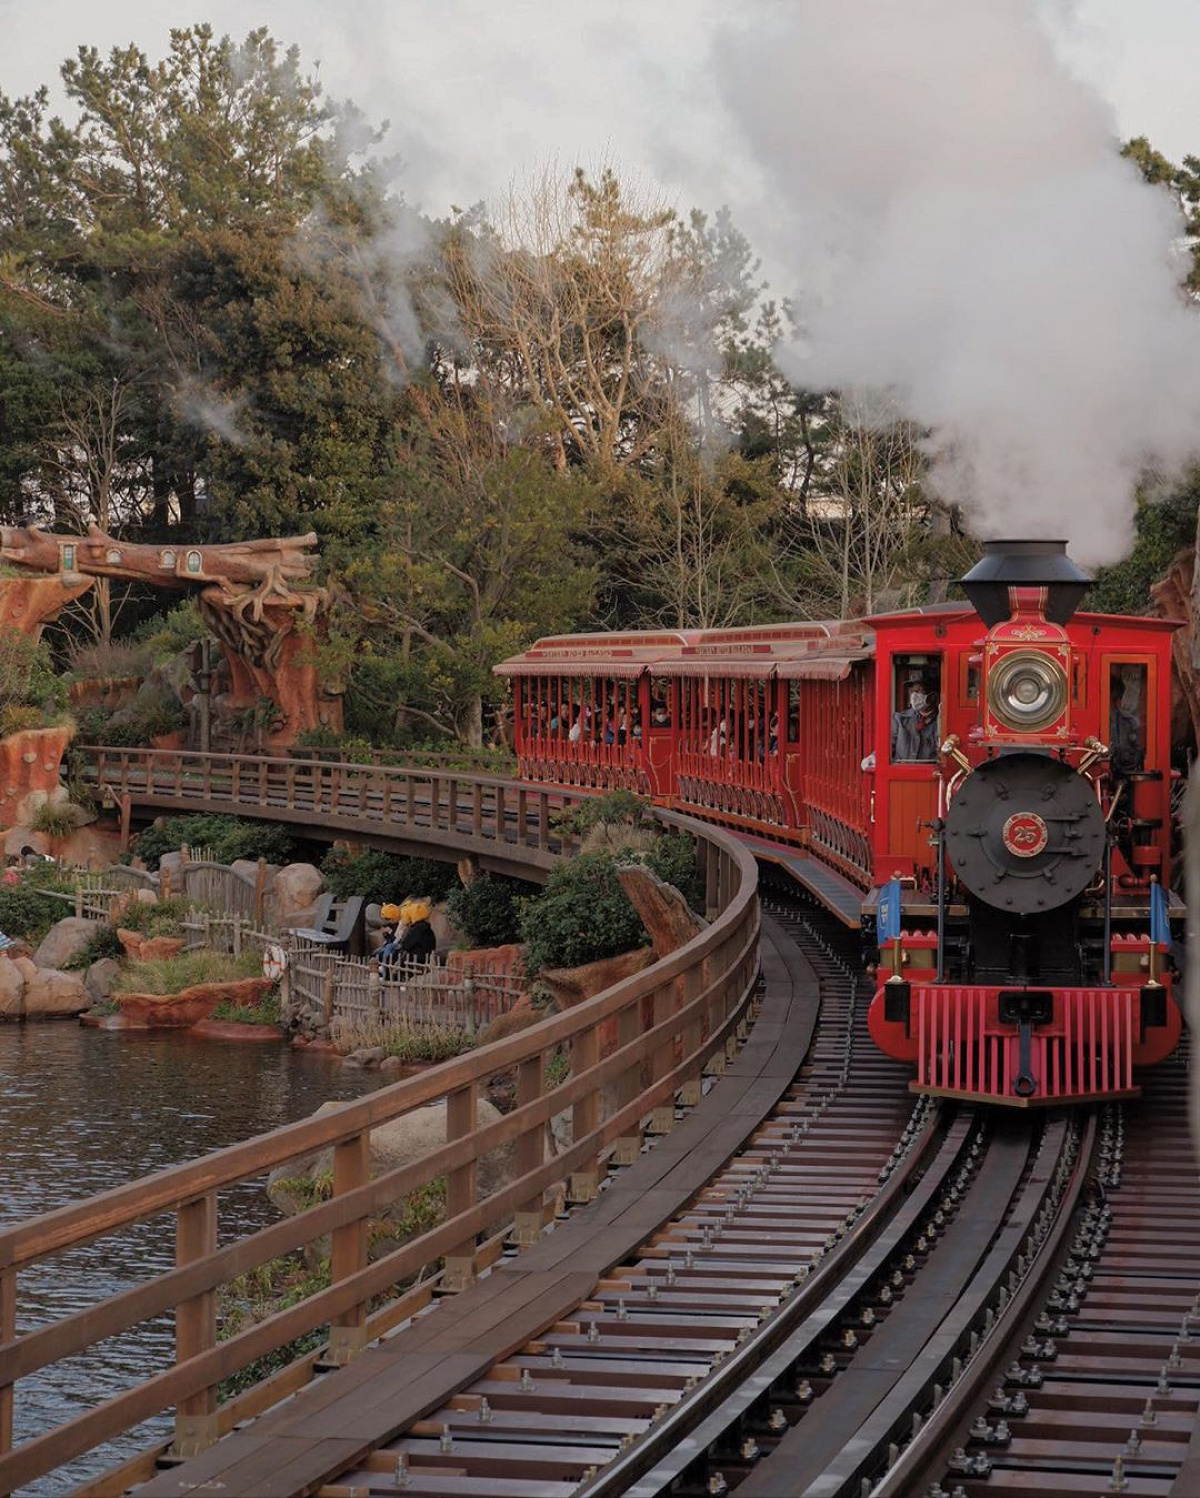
[1,1023,382,1494]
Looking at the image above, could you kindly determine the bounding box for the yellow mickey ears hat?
[402,898,431,923]
[380,903,402,921]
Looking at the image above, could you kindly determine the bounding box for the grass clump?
[115,949,262,996]
[29,802,77,838]
[212,990,281,1026]
[112,895,190,938]
[331,1013,474,1063]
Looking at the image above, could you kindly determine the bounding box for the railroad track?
[131,893,1200,1498]
[872,1044,1200,1498]
[302,895,931,1498]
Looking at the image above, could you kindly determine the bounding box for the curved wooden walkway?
[0,751,764,1497]
[136,921,815,1498]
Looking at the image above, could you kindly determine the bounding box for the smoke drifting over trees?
[714,0,1200,565]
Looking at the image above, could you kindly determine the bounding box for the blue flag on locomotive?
[877,877,902,945]
[1150,881,1171,949]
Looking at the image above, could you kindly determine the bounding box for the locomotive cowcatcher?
[497,539,1184,1106]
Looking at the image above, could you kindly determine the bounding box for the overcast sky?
[0,0,1196,228]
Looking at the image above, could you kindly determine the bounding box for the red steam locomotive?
[496,540,1183,1106]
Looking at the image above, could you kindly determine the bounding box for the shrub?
[553,790,654,839]
[520,851,650,975]
[320,848,459,905]
[66,638,150,680]
[114,949,262,995]
[114,896,191,938]
[444,874,537,948]
[0,704,48,738]
[0,879,75,942]
[640,831,704,911]
[134,814,301,867]
[0,631,68,721]
[132,599,212,663]
[64,923,123,970]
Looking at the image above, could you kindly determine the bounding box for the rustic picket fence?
[49,852,525,1036]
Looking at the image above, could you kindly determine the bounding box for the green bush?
[114,896,190,938]
[552,790,654,838]
[64,923,123,970]
[320,848,459,905]
[0,631,68,723]
[135,814,301,868]
[520,851,650,975]
[0,703,48,738]
[0,879,74,943]
[444,874,536,948]
[131,599,212,663]
[641,831,704,911]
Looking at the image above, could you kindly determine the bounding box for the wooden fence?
[181,916,523,1037]
[0,755,758,1495]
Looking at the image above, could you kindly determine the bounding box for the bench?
[286,893,366,957]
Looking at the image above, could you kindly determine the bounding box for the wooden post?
[327,1130,371,1364]
[569,1026,603,1202]
[648,980,678,1135]
[232,915,243,959]
[254,858,267,925]
[161,866,172,902]
[0,1265,14,1463]
[368,967,381,1019]
[613,1000,644,1165]
[679,960,705,1107]
[323,966,336,1028]
[74,887,83,919]
[170,1191,219,1458]
[444,1084,478,1290]
[513,1052,545,1246]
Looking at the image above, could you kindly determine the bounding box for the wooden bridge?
[0,749,760,1496]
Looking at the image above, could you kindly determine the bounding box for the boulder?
[115,976,273,1029]
[0,724,74,829]
[616,864,706,956]
[23,965,88,1017]
[158,850,185,881]
[0,955,24,1018]
[267,1096,516,1263]
[117,929,185,962]
[84,956,122,1006]
[32,916,96,970]
[3,827,49,860]
[537,947,656,1009]
[479,992,543,1044]
[268,863,325,924]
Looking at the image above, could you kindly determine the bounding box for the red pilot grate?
[912,985,1137,1103]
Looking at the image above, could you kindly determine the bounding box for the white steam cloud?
[715,0,1200,565]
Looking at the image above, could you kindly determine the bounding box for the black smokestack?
[960,539,1091,626]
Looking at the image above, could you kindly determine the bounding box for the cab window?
[890,654,942,764]
[1109,662,1147,775]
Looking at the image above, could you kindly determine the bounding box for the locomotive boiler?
[497,539,1184,1106]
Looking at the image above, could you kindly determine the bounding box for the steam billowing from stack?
[715,0,1200,565]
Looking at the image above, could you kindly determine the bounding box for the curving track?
[197,895,921,1498]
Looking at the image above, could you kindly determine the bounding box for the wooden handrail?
[1,751,760,1493]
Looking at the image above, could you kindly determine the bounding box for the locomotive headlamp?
[988,649,1068,733]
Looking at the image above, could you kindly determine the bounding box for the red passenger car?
[496,541,1183,1105]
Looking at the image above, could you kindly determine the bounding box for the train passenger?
[709,717,728,756]
[768,711,779,755]
[892,675,940,762]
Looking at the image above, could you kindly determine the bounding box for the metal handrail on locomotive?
[496,539,1183,1106]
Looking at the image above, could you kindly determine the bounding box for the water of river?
[1,1022,384,1495]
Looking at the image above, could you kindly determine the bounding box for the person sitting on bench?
[372,902,405,974]
[392,898,436,976]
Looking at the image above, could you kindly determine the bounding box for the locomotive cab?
[867,540,1183,1106]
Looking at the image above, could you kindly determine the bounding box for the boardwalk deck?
[136,918,818,1498]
